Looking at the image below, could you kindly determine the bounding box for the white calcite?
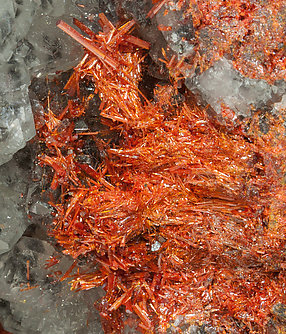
[0,237,104,334]
[0,157,30,255]
[273,93,286,113]
[0,184,26,255]
[186,57,285,119]
[0,84,35,166]
[0,0,85,166]
[155,2,194,58]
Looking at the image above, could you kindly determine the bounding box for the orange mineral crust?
[36,13,286,334]
[155,0,286,83]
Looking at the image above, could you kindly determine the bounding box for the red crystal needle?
[56,20,119,70]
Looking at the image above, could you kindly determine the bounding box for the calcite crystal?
[0,0,85,165]
[0,237,104,334]
[0,154,30,254]
[186,57,286,121]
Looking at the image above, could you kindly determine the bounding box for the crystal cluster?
[32,9,286,333]
[151,0,286,125]
[0,145,105,333]
[1,0,286,333]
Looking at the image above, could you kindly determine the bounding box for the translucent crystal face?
[0,237,104,334]
[0,0,86,167]
[186,57,283,120]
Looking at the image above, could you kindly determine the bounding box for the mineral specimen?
[34,10,286,333]
[2,0,286,333]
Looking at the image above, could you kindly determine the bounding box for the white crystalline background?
[0,0,85,166]
[0,1,109,332]
[0,158,28,255]
[186,57,286,119]
[0,237,104,334]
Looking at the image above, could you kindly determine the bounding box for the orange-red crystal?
[35,8,286,334]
